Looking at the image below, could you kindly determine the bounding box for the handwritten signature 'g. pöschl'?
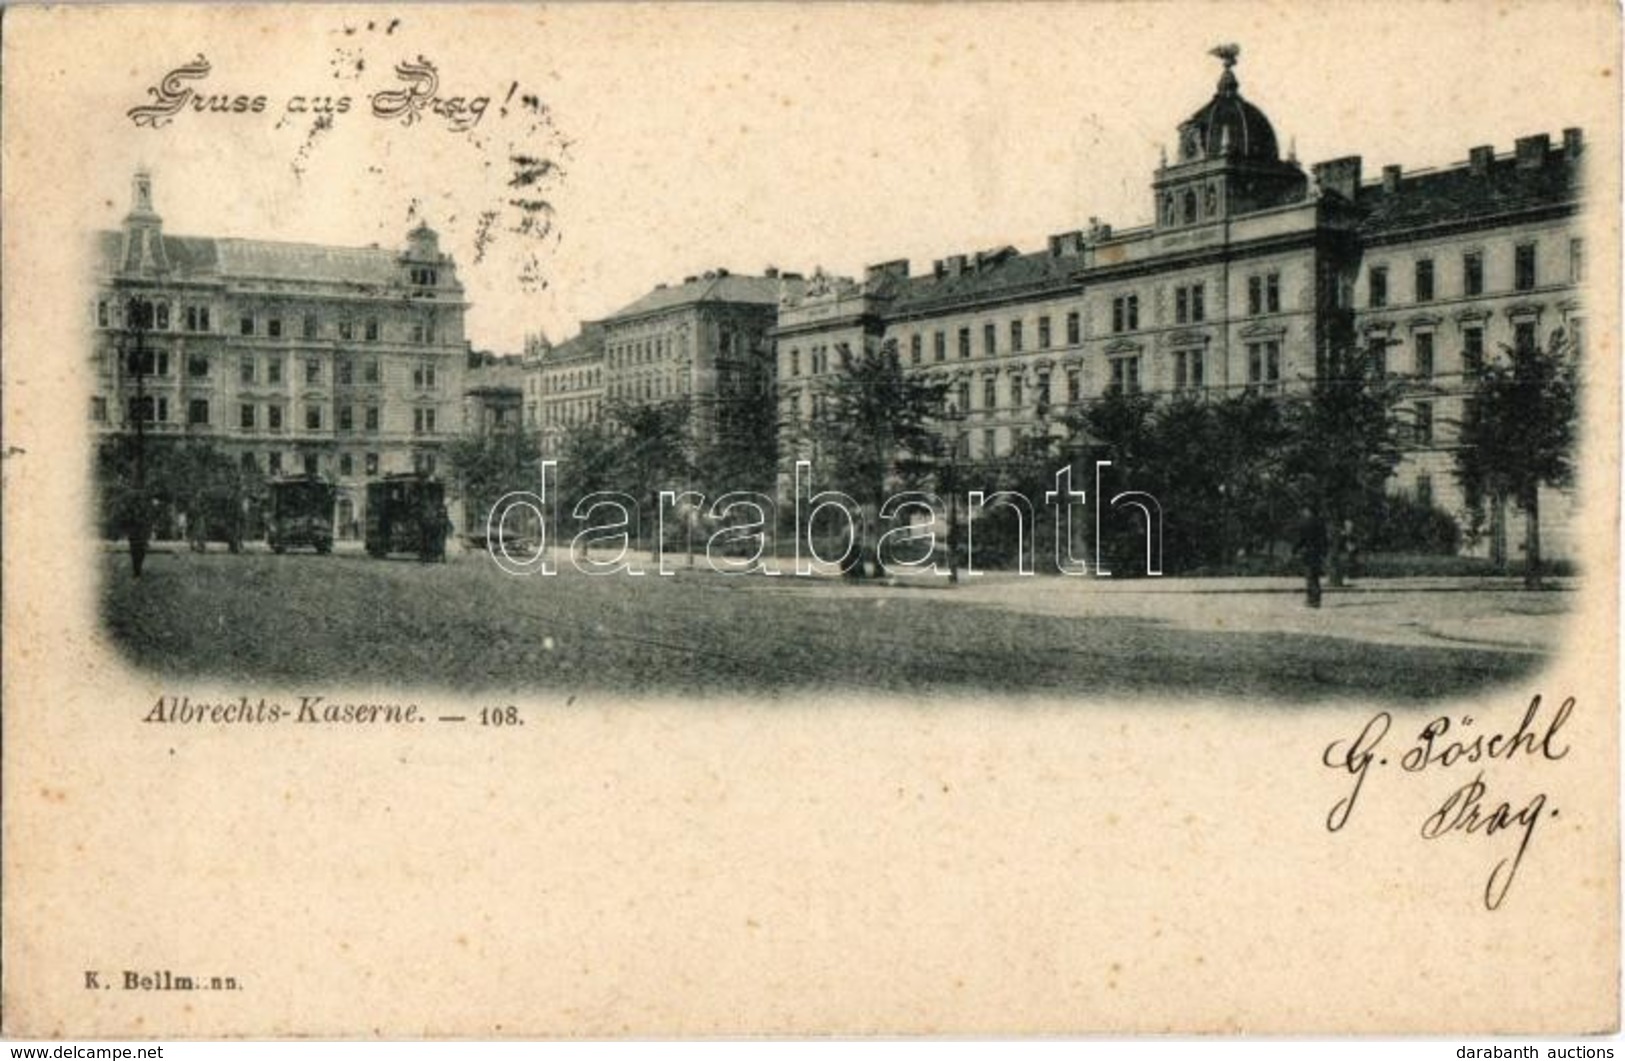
[1321,694,1573,911]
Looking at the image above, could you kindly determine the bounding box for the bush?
[1365,492,1461,555]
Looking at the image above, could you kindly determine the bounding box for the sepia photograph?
[2,1,1619,1040]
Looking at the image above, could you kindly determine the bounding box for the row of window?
[535,367,601,395]
[96,301,442,344]
[239,451,409,479]
[607,334,688,370]
[1368,240,1582,308]
[117,350,440,390]
[103,397,439,435]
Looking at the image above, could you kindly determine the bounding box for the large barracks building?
[777,49,1586,548]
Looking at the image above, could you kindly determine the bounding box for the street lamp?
[119,295,155,577]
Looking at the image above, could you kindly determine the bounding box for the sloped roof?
[887,248,1075,317]
[1356,150,1579,235]
[95,230,414,286]
[605,272,794,322]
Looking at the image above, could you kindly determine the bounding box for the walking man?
[1295,506,1329,608]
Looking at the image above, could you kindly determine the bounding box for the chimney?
[1467,146,1494,177]
[764,266,779,279]
[1312,156,1362,202]
[1515,134,1550,169]
[946,254,967,277]
[1381,165,1402,193]
[865,259,910,281]
[1048,231,1084,258]
[1563,127,1583,160]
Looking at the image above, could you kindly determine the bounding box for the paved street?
[100,543,1566,701]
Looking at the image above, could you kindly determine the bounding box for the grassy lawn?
[100,552,1542,702]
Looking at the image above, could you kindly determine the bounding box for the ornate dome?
[1176,46,1279,163]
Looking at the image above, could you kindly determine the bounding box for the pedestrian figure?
[1295,506,1328,608]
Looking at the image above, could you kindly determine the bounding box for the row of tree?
[444,329,1579,586]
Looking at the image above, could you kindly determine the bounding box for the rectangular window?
[269,452,283,475]
[1266,273,1280,313]
[304,454,319,478]
[340,454,354,477]
[1463,326,1484,372]
[1415,259,1435,302]
[1038,316,1051,349]
[365,405,379,431]
[1464,252,1484,296]
[1109,357,1141,394]
[956,381,971,415]
[982,429,996,459]
[1191,284,1204,323]
[338,320,354,341]
[1569,238,1584,283]
[1247,341,1281,389]
[97,301,110,328]
[364,318,380,342]
[267,357,283,385]
[1175,287,1188,324]
[1036,373,1051,411]
[305,405,321,431]
[1515,243,1537,291]
[91,396,108,422]
[1111,295,1139,333]
[268,405,283,431]
[983,376,997,411]
[185,398,208,426]
[339,406,354,432]
[187,353,209,378]
[789,349,800,376]
[982,322,996,356]
[1414,401,1434,445]
[1515,321,1537,353]
[934,332,946,362]
[1010,375,1023,409]
[303,314,318,340]
[1369,266,1388,308]
[1066,311,1081,345]
[909,335,921,366]
[240,314,255,336]
[337,358,353,386]
[1415,333,1434,378]
[1010,320,1024,353]
[241,452,258,475]
[1417,474,1434,508]
[186,305,210,333]
[267,317,282,339]
[959,327,972,359]
[365,453,379,476]
[411,322,426,344]
[1174,349,1205,391]
[155,303,170,330]
[1066,368,1081,404]
[240,403,255,430]
[1247,276,1262,316]
[364,358,380,384]
[305,358,320,385]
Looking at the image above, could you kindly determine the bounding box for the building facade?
[92,171,469,536]
[775,50,1585,554]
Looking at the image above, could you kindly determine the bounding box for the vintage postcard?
[2,1,1619,1038]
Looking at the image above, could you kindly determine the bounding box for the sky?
[36,2,1621,354]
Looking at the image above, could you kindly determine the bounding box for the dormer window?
[410,266,438,287]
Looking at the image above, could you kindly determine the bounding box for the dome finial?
[1209,43,1241,95]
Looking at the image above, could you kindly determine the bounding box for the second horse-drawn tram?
[364,473,449,562]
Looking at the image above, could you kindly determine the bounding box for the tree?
[1454,328,1579,589]
[1279,340,1405,585]
[810,339,947,577]
[444,426,545,543]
